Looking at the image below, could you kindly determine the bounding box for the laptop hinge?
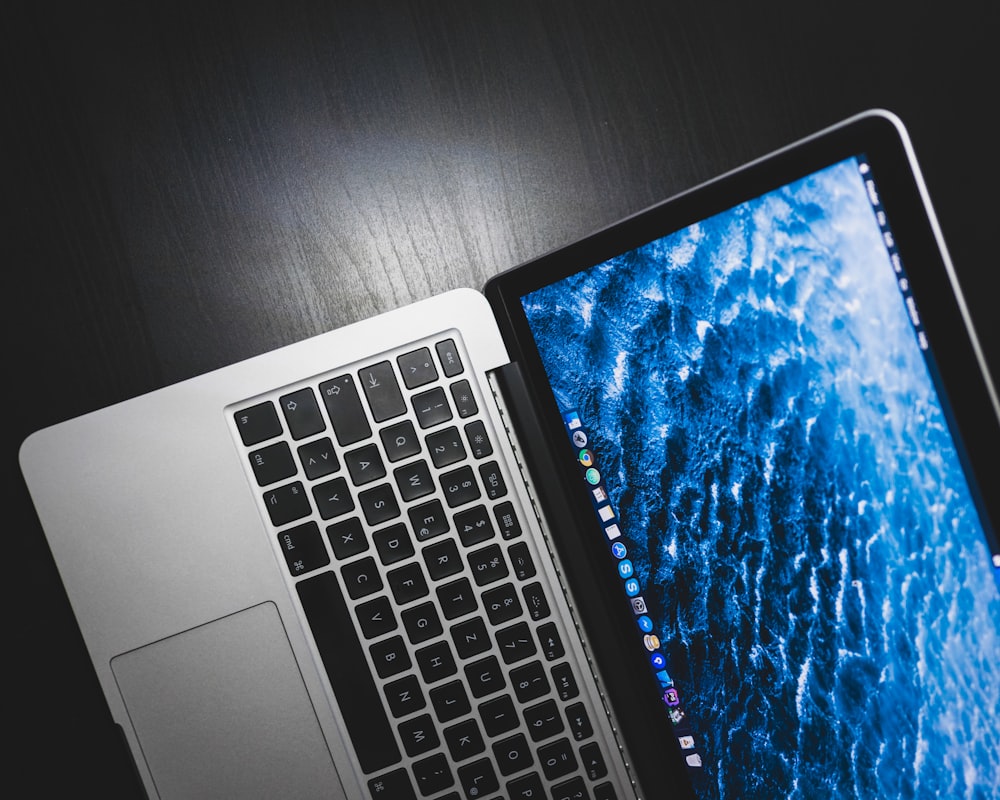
[487,361,642,799]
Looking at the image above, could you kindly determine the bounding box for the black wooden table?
[8,2,996,794]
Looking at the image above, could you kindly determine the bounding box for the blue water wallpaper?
[522,159,1000,799]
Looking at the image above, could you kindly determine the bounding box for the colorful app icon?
[654,668,672,685]
[668,707,686,726]
[662,686,680,706]
[624,578,640,597]
[617,559,634,579]
[611,541,627,559]
[605,524,622,541]
[578,449,595,467]
[685,754,703,768]
[643,634,660,651]
[678,736,695,750]
[565,412,582,430]
[630,596,647,614]
[638,615,654,633]
[572,430,588,448]
[598,505,616,522]
[592,487,608,503]
[585,468,601,485]
[650,652,667,669]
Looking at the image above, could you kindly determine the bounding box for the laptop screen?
[517,155,1000,796]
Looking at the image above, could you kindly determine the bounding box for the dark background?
[7,1,996,795]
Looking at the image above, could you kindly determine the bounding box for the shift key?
[319,374,371,446]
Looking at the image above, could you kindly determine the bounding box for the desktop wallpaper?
[521,159,1000,799]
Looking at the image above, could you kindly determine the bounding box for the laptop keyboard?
[232,332,623,800]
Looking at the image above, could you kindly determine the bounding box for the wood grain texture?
[7,1,996,794]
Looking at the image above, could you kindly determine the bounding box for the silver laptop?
[20,109,1000,799]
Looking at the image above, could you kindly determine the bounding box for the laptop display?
[515,154,1000,796]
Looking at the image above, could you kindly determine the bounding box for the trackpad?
[112,602,342,799]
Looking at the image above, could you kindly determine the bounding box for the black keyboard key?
[279,387,326,440]
[394,459,434,502]
[409,499,449,542]
[463,419,492,458]
[296,571,400,773]
[415,640,457,684]
[359,483,401,526]
[551,662,580,701]
[450,617,490,660]
[510,660,549,703]
[478,695,519,737]
[443,717,485,762]
[356,595,398,639]
[482,582,522,625]
[402,601,443,644]
[359,360,406,422]
[594,782,617,800]
[426,426,467,467]
[345,442,386,486]
[276,521,330,577]
[235,401,282,446]
[440,465,480,508]
[524,698,564,742]
[263,481,311,526]
[326,517,369,559]
[370,635,411,678]
[521,582,550,621]
[319,374,371,446]
[538,622,565,661]
[435,338,464,377]
[297,437,340,480]
[381,419,422,463]
[464,655,505,699]
[449,379,478,418]
[492,732,533,776]
[384,673,426,718]
[412,752,455,796]
[468,543,508,586]
[430,679,471,723]
[373,523,414,565]
[249,441,297,487]
[341,556,383,600]
[312,476,355,519]
[493,501,522,540]
[454,504,495,547]
[565,702,593,741]
[496,621,536,665]
[580,742,609,781]
[423,537,463,580]
[552,776,589,800]
[478,461,507,500]
[413,386,453,429]
[397,347,438,389]
[398,713,440,758]
[368,768,416,800]
[507,772,545,800]
[508,542,536,580]
[436,577,478,620]
[457,758,498,798]
[538,737,578,781]
[387,562,429,605]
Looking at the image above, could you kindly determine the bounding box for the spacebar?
[296,570,401,774]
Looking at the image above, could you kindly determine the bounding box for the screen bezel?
[484,109,1000,796]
